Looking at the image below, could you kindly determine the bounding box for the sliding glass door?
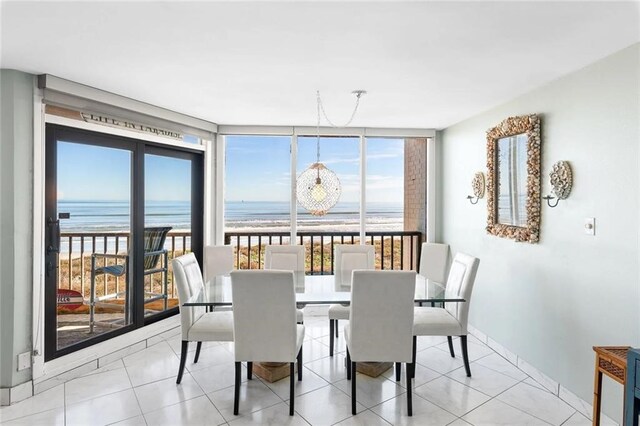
[44,124,203,361]
[143,147,203,319]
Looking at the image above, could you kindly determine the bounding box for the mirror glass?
[496,133,528,227]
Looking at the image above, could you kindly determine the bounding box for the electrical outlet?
[585,218,596,236]
[17,352,31,371]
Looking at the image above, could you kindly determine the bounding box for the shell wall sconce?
[467,172,486,205]
[543,161,572,208]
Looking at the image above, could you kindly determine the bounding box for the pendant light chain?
[316,92,321,165]
[316,90,364,129]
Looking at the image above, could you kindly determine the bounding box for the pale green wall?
[0,70,34,389]
[439,43,640,421]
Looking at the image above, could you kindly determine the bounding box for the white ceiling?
[1,1,638,129]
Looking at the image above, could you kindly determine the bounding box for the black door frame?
[44,124,204,361]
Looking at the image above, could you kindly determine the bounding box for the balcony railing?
[224,231,423,274]
[58,231,192,300]
[58,230,423,300]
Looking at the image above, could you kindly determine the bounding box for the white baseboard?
[0,380,34,406]
[467,323,618,425]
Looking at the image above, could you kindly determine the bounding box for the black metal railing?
[58,230,422,297]
[58,231,191,299]
[224,231,422,274]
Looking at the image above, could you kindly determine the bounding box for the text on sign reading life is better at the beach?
[81,112,183,140]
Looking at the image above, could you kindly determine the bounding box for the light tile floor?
[0,316,596,426]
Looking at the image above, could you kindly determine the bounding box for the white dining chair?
[230,270,304,416]
[412,252,480,378]
[204,245,234,282]
[419,242,449,284]
[264,244,305,324]
[345,270,417,416]
[328,244,375,356]
[418,242,458,355]
[264,244,305,271]
[172,253,234,384]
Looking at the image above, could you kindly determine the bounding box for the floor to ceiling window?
[296,135,360,273]
[224,135,292,268]
[222,132,426,274]
[365,138,404,232]
[44,124,203,361]
[366,137,405,270]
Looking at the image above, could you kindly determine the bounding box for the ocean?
[58,200,403,233]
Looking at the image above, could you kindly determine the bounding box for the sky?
[225,135,404,204]
[56,135,405,205]
[57,141,191,201]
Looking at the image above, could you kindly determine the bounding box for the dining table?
[183,271,465,381]
[183,271,465,307]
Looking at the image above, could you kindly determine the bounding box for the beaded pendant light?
[296,90,365,216]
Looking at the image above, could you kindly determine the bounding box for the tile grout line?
[202,378,285,423]
[491,378,568,425]
[122,357,146,424]
[454,377,529,423]
[63,382,67,426]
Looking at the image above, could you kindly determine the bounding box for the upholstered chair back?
[419,243,449,283]
[264,245,305,271]
[444,253,480,333]
[334,245,375,286]
[204,245,234,281]
[348,270,416,363]
[172,253,206,340]
[230,270,298,362]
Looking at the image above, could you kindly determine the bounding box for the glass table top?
[184,272,464,306]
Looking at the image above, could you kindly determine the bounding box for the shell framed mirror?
[486,114,541,243]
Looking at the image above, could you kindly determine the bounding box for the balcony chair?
[411,252,480,378]
[345,270,417,416]
[172,253,234,383]
[264,244,305,324]
[230,270,304,416]
[89,226,172,332]
[204,245,234,281]
[328,244,375,356]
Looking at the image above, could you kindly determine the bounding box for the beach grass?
[56,237,414,315]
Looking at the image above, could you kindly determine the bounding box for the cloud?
[321,152,402,165]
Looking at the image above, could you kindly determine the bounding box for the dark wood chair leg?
[194,342,202,363]
[460,335,471,377]
[447,336,455,358]
[335,320,339,337]
[395,362,401,381]
[297,348,303,381]
[234,362,241,415]
[329,319,335,356]
[593,364,602,426]
[406,362,413,416]
[289,362,295,416]
[176,340,188,384]
[346,348,351,380]
[247,362,253,380]
[411,335,417,379]
[351,361,357,415]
